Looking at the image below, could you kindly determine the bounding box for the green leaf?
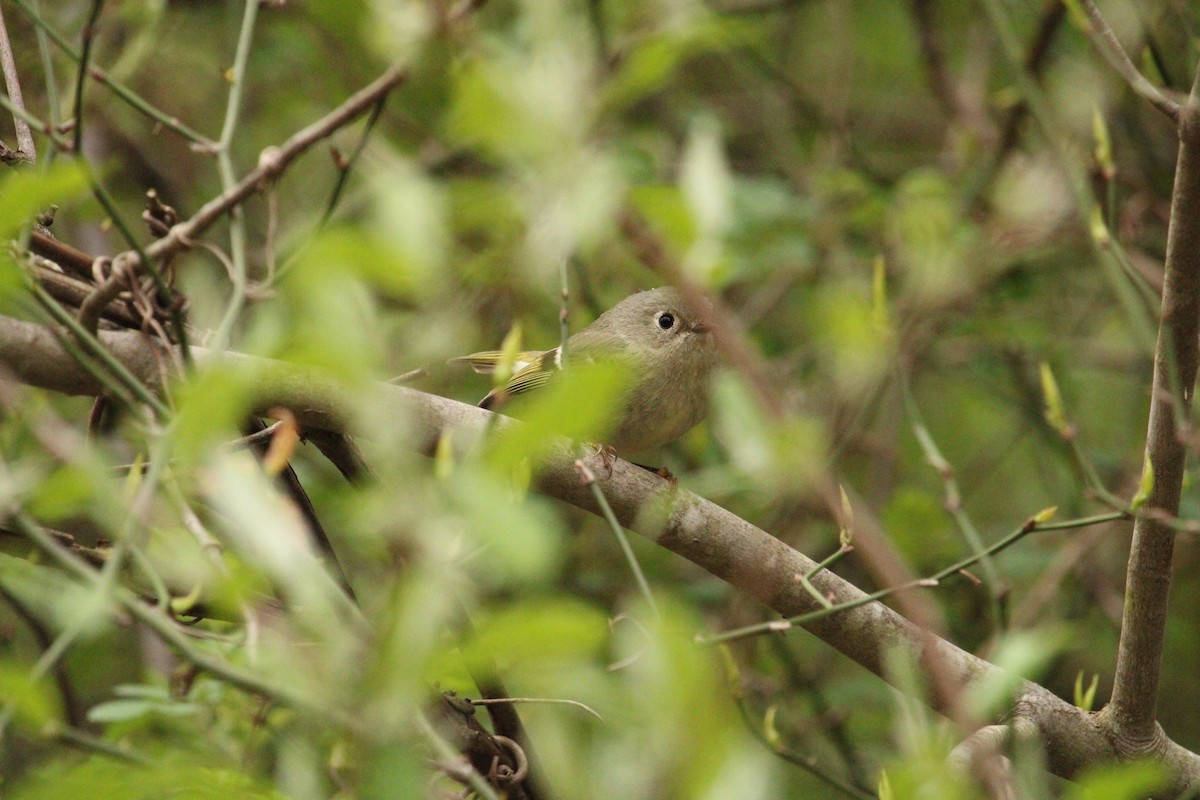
[877,769,893,800]
[1131,451,1154,510]
[0,162,88,240]
[0,661,62,732]
[86,696,200,723]
[1073,671,1099,712]
[169,364,257,471]
[0,552,110,641]
[1063,761,1168,800]
[459,598,608,674]
[872,254,891,334]
[442,465,565,584]
[294,226,420,299]
[1039,361,1068,435]
[484,358,631,474]
[966,628,1069,719]
[26,464,105,523]
[680,114,732,242]
[710,371,827,496]
[11,759,289,800]
[1092,107,1114,179]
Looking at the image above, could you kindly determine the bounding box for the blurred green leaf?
[710,371,826,495]
[630,185,697,258]
[966,628,1069,719]
[294,226,420,299]
[460,598,607,673]
[1073,671,1099,712]
[11,758,288,800]
[169,364,257,472]
[0,661,62,732]
[1063,761,1168,800]
[484,358,631,474]
[442,466,564,584]
[0,552,110,641]
[26,464,106,523]
[0,163,88,240]
[1131,451,1154,511]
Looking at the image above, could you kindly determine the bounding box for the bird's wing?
[475,347,559,409]
[450,350,544,375]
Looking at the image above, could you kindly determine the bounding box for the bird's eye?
[657,313,675,330]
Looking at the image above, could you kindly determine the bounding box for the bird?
[454,287,718,456]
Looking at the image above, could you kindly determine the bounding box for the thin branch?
[735,698,874,799]
[0,89,67,151]
[575,458,660,619]
[209,0,261,353]
[671,507,1123,645]
[138,61,410,267]
[318,93,387,228]
[901,371,1007,628]
[1078,0,1181,124]
[11,0,213,146]
[28,0,61,154]
[10,512,353,725]
[416,710,502,800]
[470,696,604,722]
[0,2,35,160]
[70,0,106,157]
[54,725,152,764]
[29,231,100,280]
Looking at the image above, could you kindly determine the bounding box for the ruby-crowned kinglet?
[456,287,718,455]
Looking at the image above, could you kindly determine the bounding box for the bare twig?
[32,264,142,329]
[902,371,1007,628]
[470,696,604,722]
[76,253,134,337]
[29,230,99,280]
[0,2,35,161]
[1078,0,1181,124]
[318,93,388,228]
[12,0,213,145]
[70,0,106,156]
[139,61,410,267]
[575,457,660,619]
[208,0,262,353]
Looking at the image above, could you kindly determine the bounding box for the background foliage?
[0,0,1195,797]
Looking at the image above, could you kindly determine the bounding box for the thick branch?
[1,314,1199,789]
[1107,81,1200,747]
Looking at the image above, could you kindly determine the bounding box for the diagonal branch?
[1078,0,1181,124]
[2,313,1200,790]
[137,61,408,267]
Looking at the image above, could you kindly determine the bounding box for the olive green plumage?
[455,287,718,455]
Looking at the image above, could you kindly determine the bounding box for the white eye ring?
[656,312,675,330]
